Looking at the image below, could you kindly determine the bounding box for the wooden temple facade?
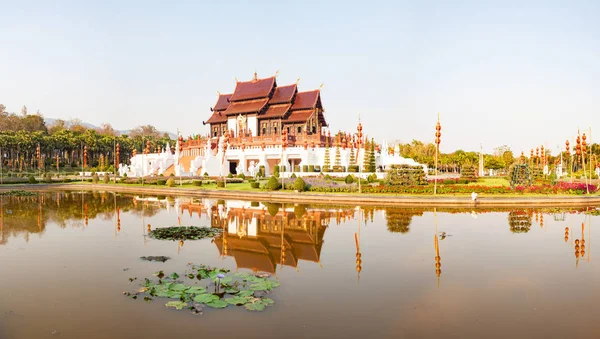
[205,72,328,140]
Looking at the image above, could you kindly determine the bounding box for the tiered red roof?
[209,73,327,128]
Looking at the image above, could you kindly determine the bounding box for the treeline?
[0,104,174,172]
[395,140,600,173]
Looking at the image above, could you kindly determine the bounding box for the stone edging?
[2,183,600,208]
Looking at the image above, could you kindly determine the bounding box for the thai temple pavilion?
[205,72,327,139]
[119,72,424,178]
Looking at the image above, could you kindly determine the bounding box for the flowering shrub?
[361,182,598,195]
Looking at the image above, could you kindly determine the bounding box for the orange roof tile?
[213,93,232,111]
[269,84,297,104]
[230,77,275,102]
[284,109,314,123]
[261,104,291,119]
[206,111,227,124]
[223,98,269,115]
[291,90,319,110]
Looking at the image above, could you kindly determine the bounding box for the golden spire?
[275,70,280,77]
[217,90,221,95]
[253,71,258,81]
[295,77,300,84]
[319,83,324,90]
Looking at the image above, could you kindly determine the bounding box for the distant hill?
[44,118,177,139]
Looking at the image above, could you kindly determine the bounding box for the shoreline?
[1,183,600,208]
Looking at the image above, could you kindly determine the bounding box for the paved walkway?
[2,183,600,208]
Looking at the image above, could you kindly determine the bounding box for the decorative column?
[434,114,441,195]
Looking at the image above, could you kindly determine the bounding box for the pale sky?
[0,0,598,154]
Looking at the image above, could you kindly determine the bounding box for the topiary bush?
[227,173,234,178]
[290,173,297,178]
[103,173,110,184]
[157,179,167,185]
[250,182,260,189]
[216,180,225,188]
[237,173,246,179]
[192,180,202,186]
[273,166,280,178]
[92,173,99,184]
[44,173,52,183]
[265,176,281,190]
[166,178,175,187]
[345,174,354,184]
[28,175,37,184]
[293,177,306,192]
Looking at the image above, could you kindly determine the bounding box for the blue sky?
[1,0,598,154]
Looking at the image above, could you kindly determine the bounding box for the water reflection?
[1,191,598,272]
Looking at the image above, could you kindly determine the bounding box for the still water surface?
[1,191,599,339]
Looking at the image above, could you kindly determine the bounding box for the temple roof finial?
[319,83,324,90]
[275,70,279,77]
[253,71,258,81]
[296,77,301,84]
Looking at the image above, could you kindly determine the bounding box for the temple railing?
[180,134,358,151]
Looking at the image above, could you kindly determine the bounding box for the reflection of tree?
[508,211,532,233]
[0,192,161,245]
[385,209,424,234]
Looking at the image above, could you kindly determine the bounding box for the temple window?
[312,126,316,134]
[287,127,290,134]
[297,126,302,134]
[262,127,266,135]
[274,127,277,134]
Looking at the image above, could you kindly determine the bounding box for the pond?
[0,191,599,339]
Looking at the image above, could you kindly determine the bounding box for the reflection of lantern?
[565,227,569,242]
[575,239,580,258]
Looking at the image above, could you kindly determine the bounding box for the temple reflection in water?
[180,199,355,273]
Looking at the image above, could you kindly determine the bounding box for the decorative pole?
[582,133,589,194]
[281,128,288,187]
[434,113,441,195]
[115,142,120,183]
[357,115,363,194]
[36,144,41,179]
[178,134,183,186]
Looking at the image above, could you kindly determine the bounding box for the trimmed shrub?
[103,173,110,184]
[294,165,300,172]
[44,173,52,183]
[274,166,280,178]
[92,173,99,184]
[291,173,297,179]
[166,178,175,187]
[265,176,281,190]
[63,178,72,183]
[294,205,307,218]
[348,165,359,173]
[227,173,234,178]
[250,182,260,189]
[250,201,259,207]
[237,173,246,179]
[258,166,265,178]
[192,180,202,186]
[216,180,225,188]
[302,165,308,172]
[309,165,315,172]
[157,179,167,186]
[28,175,37,184]
[204,172,209,177]
[293,177,307,192]
[322,166,331,173]
[345,174,355,184]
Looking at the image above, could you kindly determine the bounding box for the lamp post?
[434,113,441,195]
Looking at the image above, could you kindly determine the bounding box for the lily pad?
[148,226,222,241]
[206,300,228,309]
[165,301,187,310]
[127,264,280,313]
[193,293,219,304]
